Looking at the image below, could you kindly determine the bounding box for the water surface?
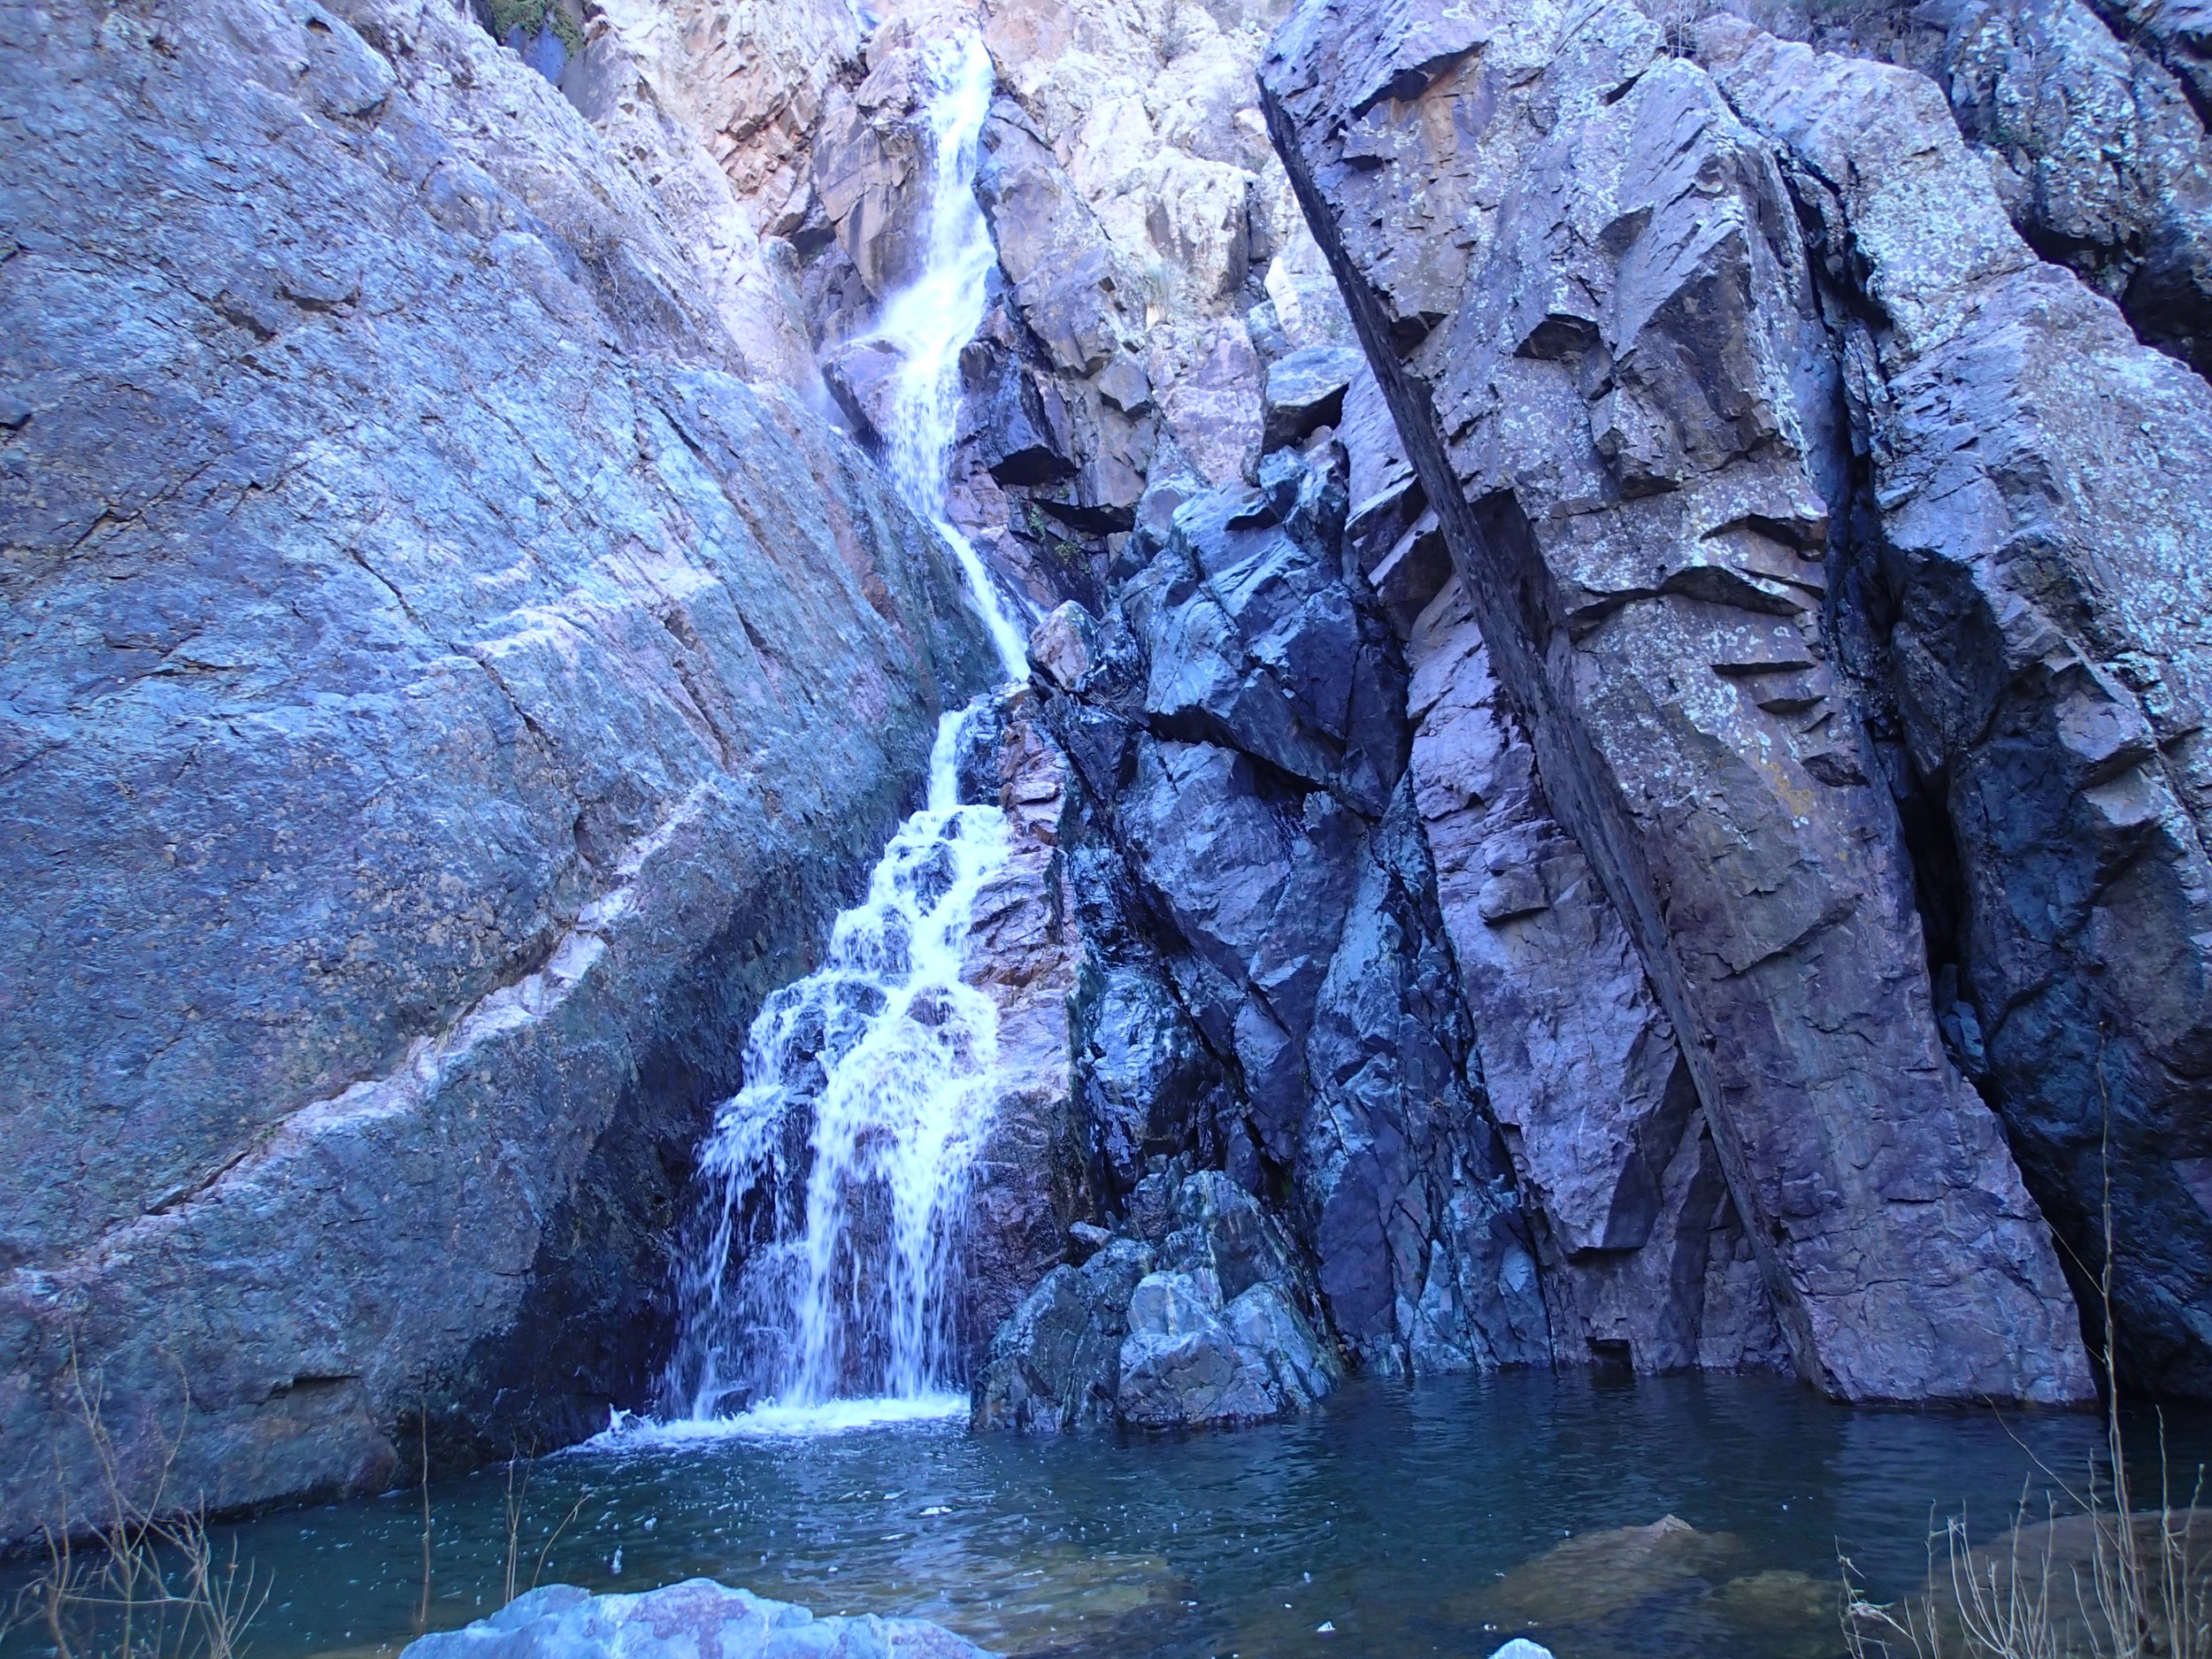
[14,1370,2206,1659]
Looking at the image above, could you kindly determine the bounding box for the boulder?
[402,1580,989,1659]
[973,1167,1345,1431]
[1483,1516,1753,1628]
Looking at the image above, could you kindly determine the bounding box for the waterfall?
[662,709,1010,1425]
[867,31,1032,683]
[653,32,1026,1432]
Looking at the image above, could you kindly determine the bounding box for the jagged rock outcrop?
[953,695,1093,1364]
[583,0,1349,618]
[1737,0,2212,379]
[0,0,994,1537]
[1261,0,2103,1402]
[972,1165,1340,1431]
[974,442,1550,1407]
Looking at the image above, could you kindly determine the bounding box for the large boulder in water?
[402,1580,990,1659]
[972,1167,1343,1431]
[0,0,995,1539]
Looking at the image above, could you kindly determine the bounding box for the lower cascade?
[662,709,1009,1422]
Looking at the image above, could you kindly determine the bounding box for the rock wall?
[0,0,994,1536]
[1263,0,2212,1402]
[23,0,2212,1545]
[970,441,1552,1421]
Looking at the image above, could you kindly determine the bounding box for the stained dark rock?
[978,443,1552,1398]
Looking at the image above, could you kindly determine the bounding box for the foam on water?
[588,1392,969,1452]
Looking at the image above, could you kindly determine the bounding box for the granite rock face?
[1705,21,2212,1398]
[1409,580,1787,1375]
[975,442,1550,1410]
[403,1580,988,1659]
[1262,0,2096,1402]
[0,0,993,1536]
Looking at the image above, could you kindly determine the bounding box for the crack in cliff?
[41,781,717,1280]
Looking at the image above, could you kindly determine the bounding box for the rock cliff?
[19,0,2212,1542]
[1261,0,2212,1400]
[0,0,993,1535]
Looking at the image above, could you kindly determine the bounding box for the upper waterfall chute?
[865,31,1033,683]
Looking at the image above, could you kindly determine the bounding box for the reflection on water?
[7,1370,2207,1659]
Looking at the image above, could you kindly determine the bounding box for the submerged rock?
[1483,1517,1753,1629]
[403,1581,991,1659]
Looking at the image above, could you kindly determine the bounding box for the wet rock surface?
[973,441,1548,1417]
[0,0,994,1536]
[403,1580,991,1659]
[1465,1517,1834,1659]
[973,1165,1340,1431]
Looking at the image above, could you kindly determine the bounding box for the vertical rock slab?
[1409,579,1786,1373]
[0,0,995,1535]
[1261,0,2091,1401]
[1708,26,2212,1395]
[956,697,1092,1367]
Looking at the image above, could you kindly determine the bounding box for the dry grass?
[1841,1047,2212,1659]
[8,1356,268,1659]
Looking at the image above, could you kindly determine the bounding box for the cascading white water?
[653,31,1027,1432]
[663,710,1010,1424]
[866,31,1032,683]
